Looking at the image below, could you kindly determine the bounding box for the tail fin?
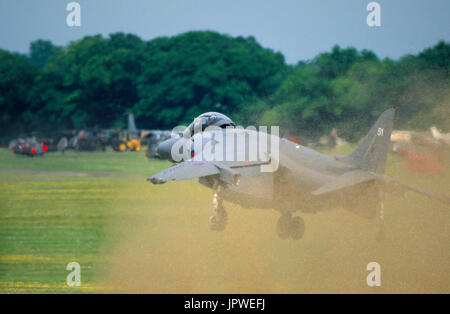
[341,108,395,174]
[128,113,137,133]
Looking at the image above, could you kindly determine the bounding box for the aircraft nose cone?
[156,136,191,162]
[156,137,178,161]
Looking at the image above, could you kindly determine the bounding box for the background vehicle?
[112,130,144,152]
[112,114,147,152]
[10,138,46,156]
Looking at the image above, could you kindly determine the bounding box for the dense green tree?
[241,42,449,140]
[245,46,385,138]
[0,33,448,141]
[29,33,146,130]
[134,31,287,128]
[0,50,38,136]
[314,45,378,79]
[29,40,60,68]
[418,40,450,71]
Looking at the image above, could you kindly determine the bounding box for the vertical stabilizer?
[343,108,395,174]
[128,113,137,133]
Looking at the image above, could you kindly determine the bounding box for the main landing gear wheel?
[290,216,305,240]
[209,183,227,231]
[276,214,305,240]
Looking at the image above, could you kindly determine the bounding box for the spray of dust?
[98,146,449,294]
[99,96,450,293]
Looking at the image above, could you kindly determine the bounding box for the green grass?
[0,147,449,293]
[0,147,170,176]
[0,148,169,293]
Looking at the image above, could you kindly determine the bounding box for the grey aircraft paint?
[148,109,448,240]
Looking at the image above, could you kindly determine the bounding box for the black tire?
[209,215,226,231]
[290,216,305,240]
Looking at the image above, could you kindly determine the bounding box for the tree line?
[0,31,448,141]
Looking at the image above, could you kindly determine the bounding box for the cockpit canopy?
[183,112,235,138]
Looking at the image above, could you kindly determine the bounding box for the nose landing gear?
[209,182,228,231]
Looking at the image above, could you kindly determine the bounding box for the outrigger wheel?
[209,183,228,231]
[276,213,305,240]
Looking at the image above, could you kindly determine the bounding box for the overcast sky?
[0,0,449,64]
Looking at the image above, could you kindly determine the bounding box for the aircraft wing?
[149,160,270,185]
[148,161,221,184]
[376,174,450,206]
[312,170,449,206]
[312,170,376,195]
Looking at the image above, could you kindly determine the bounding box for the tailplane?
[339,108,395,174]
[128,113,137,133]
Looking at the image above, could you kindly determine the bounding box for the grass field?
[0,147,449,293]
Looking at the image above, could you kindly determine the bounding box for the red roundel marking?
[369,147,374,153]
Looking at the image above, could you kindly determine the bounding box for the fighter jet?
[148,110,449,240]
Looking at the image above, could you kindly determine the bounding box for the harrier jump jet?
[149,110,448,240]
